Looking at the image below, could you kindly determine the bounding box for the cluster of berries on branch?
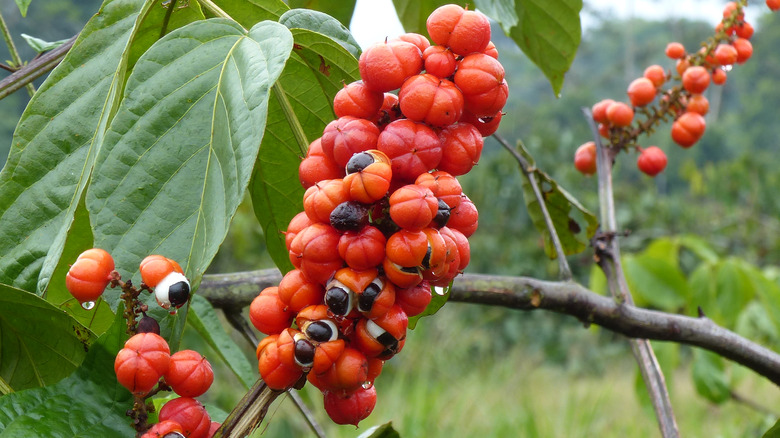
[249,3,507,427]
[575,0,776,177]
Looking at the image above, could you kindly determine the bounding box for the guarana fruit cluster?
[248,4,506,427]
[66,249,220,437]
[575,0,776,178]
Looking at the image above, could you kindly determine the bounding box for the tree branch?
[0,9,35,97]
[198,270,780,387]
[0,34,76,101]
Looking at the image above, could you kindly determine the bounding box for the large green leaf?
[516,141,598,259]
[288,0,357,30]
[0,306,134,436]
[691,349,730,404]
[391,0,449,37]
[358,422,401,438]
[0,284,94,391]
[250,27,359,272]
[623,254,688,310]
[474,0,518,33]
[280,8,361,57]
[44,195,115,335]
[764,418,780,438]
[509,0,582,96]
[188,295,256,389]
[208,0,289,27]
[0,0,202,296]
[87,19,293,307]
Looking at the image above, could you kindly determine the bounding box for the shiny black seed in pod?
[294,339,316,367]
[136,315,160,335]
[358,281,382,312]
[306,320,337,343]
[433,198,451,228]
[168,281,191,308]
[421,246,433,270]
[400,265,420,274]
[330,201,369,232]
[346,152,376,174]
[325,286,352,315]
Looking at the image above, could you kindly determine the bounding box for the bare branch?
[198,270,780,387]
[0,34,76,100]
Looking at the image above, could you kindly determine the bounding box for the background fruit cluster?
[248,4,507,426]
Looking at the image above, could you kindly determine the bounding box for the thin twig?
[0,34,76,101]
[492,133,573,281]
[582,107,679,438]
[0,9,35,96]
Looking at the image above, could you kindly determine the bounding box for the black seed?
[294,339,315,367]
[306,321,335,342]
[168,281,190,307]
[400,265,420,274]
[325,287,351,315]
[433,199,451,228]
[346,152,375,174]
[330,201,369,232]
[421,246,433,270]
[136,315,160,335]
[358,282,381,312]
[376,330,398,348]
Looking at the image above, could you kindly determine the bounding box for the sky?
[349,0,763,49]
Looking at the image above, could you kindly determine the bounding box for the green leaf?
[752,273,780,344]
[250,27,358,272]
[87,19,294,308]
[642,237,680,268]
[14,0,31,17]
[713,258,756,328]
[0,0,199,296]
[408,283,451,329]
[280,8,361,57]
[288,0,357,30]
[19,34,70,53]
[392,0,450,36]
[623,254,688,310]
[207,0,289,28]
[509,0,582,96]
[44,194,115,336]
[0,305,134,435]
[679,234,719,264]
[763,417,780,438]
[188,295,256,389]
[516,141,598,258]
[357,422,401,438]
[126,0,206,70]
[0,284,94,391]
[692,349,730,404]
[474,0,518,33]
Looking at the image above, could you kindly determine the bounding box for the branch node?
[697,306,706,318]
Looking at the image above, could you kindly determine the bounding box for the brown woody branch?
[0,34,76,100]
[199,270,780,387]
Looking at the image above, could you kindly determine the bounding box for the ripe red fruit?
[459,110,503,137]
[395,281,433,317]
[165,350,214,398]
[65,248,114,305]
[373,93,402,127]
[311,347,369,392]
[377,119,442,182]
[303,179,350,224]
[415,171,463,209]
[643,65,666,88]
[299,138,344,189]
[284,211,313,250]
[605,101,634,127]
[722,1,744,20]
[423,45,458,78]
[483,41,498,59]
[735,21,754,40]
[394,32,431,53]
[574,141,597,175]
[288,223,343,284]
[426,4,491,56]
[768,0,780,11]
[398,74,464,127]
[671,112,706,148]
[141,420,184,438]
[320,116,380,168]
[343,150,392,204]
[389,185,439,231]
[714,44,738,66]
[338,226,387,271]
[665,42,686,59]
[712,68,728,85]
[158,397,211,438]
[591,99,615,124]
[454,53,508,117]
[333,81,384,120]
[637,146,667,176]
[353,304,408,359]
[627,77,656,107]
[675,58,690,76]
[114,332,170,395]
[278,269,325,312]
[257,335,304,390]
[682,66,710,94]
[249,287,294,335]
[447,195,478,237]
[323,386,377,426]
[686,94,709,115]
[358,40,423,92]
[733,38,753,63]
[437,123,484,176]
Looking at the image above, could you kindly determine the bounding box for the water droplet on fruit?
[361,381,373,390]
[81,301,95,310]
[433,286,447,296]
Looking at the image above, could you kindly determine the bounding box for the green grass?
[207,303,780,437]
